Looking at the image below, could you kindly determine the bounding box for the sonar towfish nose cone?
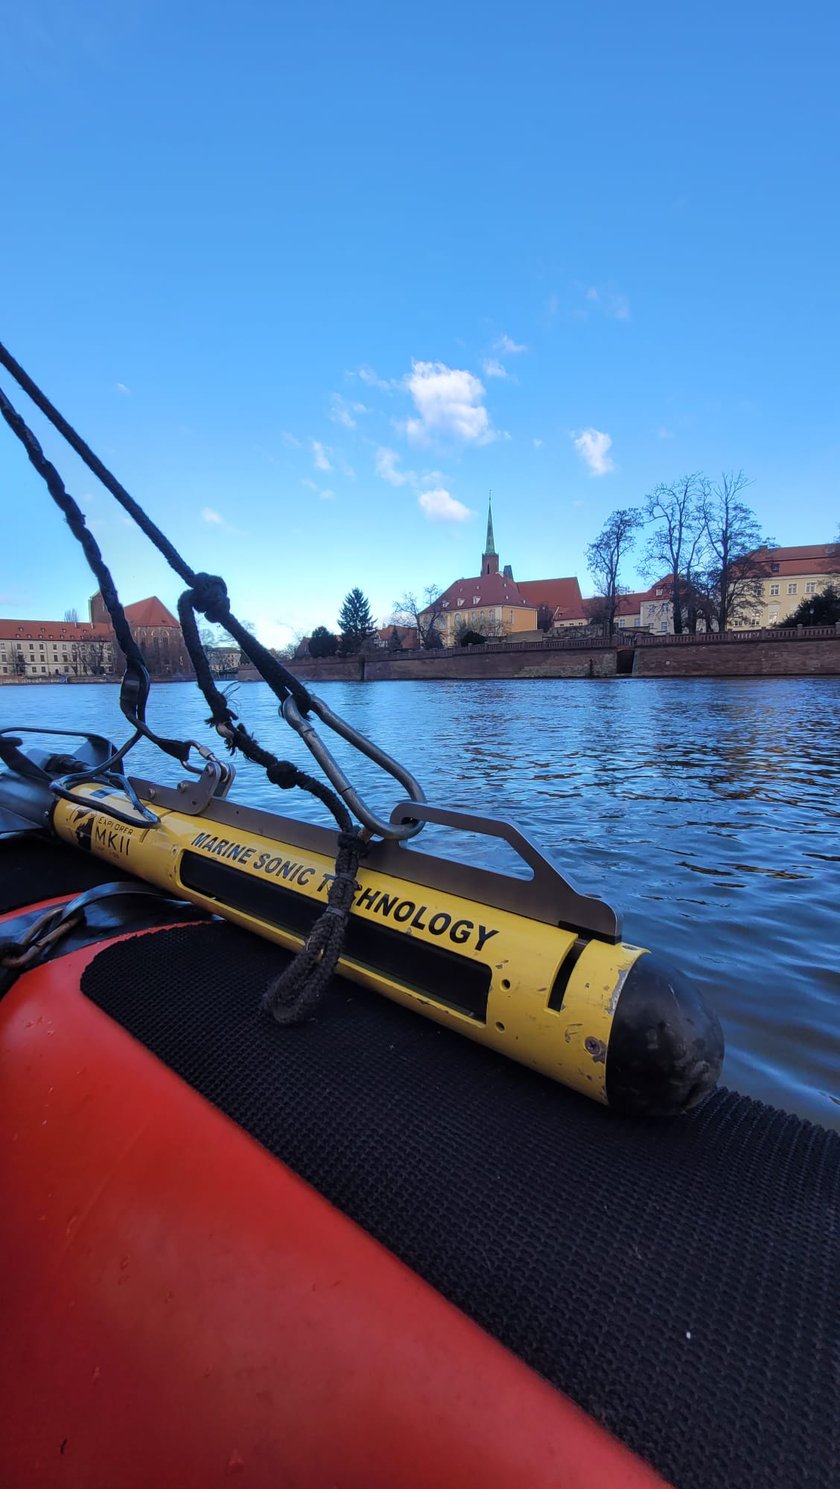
[604,954,725,1116]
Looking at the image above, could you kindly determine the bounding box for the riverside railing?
[398,622,840,660]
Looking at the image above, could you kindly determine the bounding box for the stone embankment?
[241,624,840,684]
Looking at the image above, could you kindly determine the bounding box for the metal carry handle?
[281,693,426,841]
[388,800,621,941]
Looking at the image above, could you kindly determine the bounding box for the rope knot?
[191,572,230,624]
[267,761,299,789]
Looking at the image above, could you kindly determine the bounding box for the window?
[659,622,668,632]
[457,598,464,607]
[618,617,626,628]
[771,562,779,573]
[634,618,640,628]
[473,595,480,605]
[769,583,779,596]
[41,666,46,673]
[806,582,817,594]
[788,583,797,595]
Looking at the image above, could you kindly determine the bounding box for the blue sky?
[0,0,837,646]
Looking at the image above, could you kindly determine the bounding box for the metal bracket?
[130,757,235,816]
[386,800,621,942]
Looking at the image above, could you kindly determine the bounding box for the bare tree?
[63,607,79,624]
[198,622,225,650]
[453,613,510,643]
[392,586,446,649]
[643,474,707,633]
[586,508,643,636]
[79,637,114,676]
[699,473,767,631]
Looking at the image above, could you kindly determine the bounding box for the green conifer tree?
[338,588,376,654]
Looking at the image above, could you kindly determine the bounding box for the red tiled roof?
[517,577,585,620]
[581,576,675,619]
[377,624,421,649]
[124,597,180,628]
[433,572,535,613]
[749,544,840,579]
[0,620,113,641]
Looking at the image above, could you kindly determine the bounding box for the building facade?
[0,619,115,678]
[739,544,839,628]
[1,594,195,681]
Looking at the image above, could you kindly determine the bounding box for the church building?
[422,501,585,646]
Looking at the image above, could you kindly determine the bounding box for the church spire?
[485,493,496,556]
[482,492,499,575]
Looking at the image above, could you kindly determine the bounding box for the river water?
[2,677,838,1129]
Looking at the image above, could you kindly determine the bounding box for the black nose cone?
[607,954,725,1116]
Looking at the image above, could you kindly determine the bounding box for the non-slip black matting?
[81,922,840,1489]
[0,835,133,913]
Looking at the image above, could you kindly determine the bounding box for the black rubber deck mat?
[0,835,133,913]
[81,922,840,1489]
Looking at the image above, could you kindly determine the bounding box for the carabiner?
[280,693,426,841]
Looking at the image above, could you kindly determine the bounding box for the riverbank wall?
[245,623,840,684]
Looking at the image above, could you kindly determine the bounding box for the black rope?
[0,340,195,583]
[261,828,365,1024]
[180,574,312,712]
[0,346,365,1020]
[0,386,189,763]
[0,340,313,715]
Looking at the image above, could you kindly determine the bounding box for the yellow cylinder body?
[52,786,649,1105]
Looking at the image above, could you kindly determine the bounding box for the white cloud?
[482,357,510,379]
[494,333,527,355]
[657,426,675,440]
[584,285,630,320]
[418,488,473,523]
[356,364,394,391]
[115,382,131,396]
[329,394,368,429]
[281,430,302,448]
[375,446,412,486]
[532,437,543,448]
[404,360,496,446]
[200,506,245,534]
[311,439,332,471]
[571,428,615,476]
[302,476,335,501]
